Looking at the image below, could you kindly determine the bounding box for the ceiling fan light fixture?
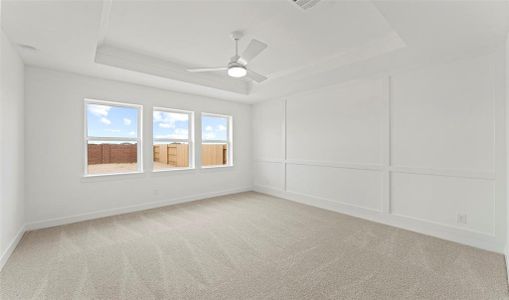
[228,66,247,78]
[186,32,267,82]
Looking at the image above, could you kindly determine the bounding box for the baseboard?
[253,185,505,254]
[0,225,26,272]
[26,187,252,231]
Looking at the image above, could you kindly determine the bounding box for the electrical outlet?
[457,214,467,225]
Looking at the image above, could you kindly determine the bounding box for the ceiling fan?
[187,31,268,83]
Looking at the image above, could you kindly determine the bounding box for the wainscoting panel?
[252,49,505,253]
[391,172,495,235]
[286,163,383,212]
[254,161,285,191]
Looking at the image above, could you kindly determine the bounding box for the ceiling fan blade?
[246,70,267,83]
[187,67,227,73]
[239,39,267,65]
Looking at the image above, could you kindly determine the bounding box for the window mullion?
[202,140,228,144]
[154,139,190,143]
[87,136,138,142]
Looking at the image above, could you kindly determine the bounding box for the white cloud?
[153,111,190,139]
[153,111,162,122]
[123,118,132,126]
[155,128,189,139]
[153,111,188,130]
[203,132,216,140]
[174,128,188,138]
[88,104,111,117]
[105,129,120,132]
[168,112,188,121]
[100,117,111,125]
[203,124,227,140]
[154,111,187,122]
[129,131,136,136]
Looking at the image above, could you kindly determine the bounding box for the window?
[84,99,142,176]
[153,108,193,171]
[201,113,232,167]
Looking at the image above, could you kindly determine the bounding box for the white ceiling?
[2,0,509,103]
[104,0,397,76]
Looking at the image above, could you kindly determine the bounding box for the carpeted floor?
[1,192,507,299]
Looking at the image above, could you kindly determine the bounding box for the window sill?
[79,165,235,182]
[152,167,196,174]
[81,171,145,182]
[200,164,234,170]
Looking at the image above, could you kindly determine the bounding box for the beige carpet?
[1,192,507,299]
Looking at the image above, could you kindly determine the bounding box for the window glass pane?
[202,115,227,141]
[153,110,189,139]
[87,141,138,175]
[201,143,228,166]
[87,103,138,138]
[153,142,190,170]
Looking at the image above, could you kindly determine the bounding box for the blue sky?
[202,115,227,140]
[87,103,228,141]
[87,104,138,138]
[153,110,189,139]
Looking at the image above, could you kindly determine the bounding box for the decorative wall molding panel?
[253,49,506,253]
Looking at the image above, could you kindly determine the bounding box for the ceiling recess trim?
[95,44,250,95]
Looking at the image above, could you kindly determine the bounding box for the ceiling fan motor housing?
[231,31,243,41]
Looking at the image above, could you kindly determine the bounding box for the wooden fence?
[154,143,227,167]
[201,144,227,166]
[153,144,189,167]
[88,143,137,164]
[88,143,227,166]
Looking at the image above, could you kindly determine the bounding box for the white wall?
[505,34,509,273]
[24,67,252,227]
[254,49,506,253]
[0,30,25,267]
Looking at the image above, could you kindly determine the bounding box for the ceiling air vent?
[292,0,321,10]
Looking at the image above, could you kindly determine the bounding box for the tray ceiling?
[2,0,508,102]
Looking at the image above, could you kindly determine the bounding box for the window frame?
[83,98,143,177]
[152,107,195,172]
[201,112,233,168]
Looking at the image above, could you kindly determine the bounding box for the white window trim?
[201,112,233,168]
[152,107,195,172]
[83,98,143,177]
